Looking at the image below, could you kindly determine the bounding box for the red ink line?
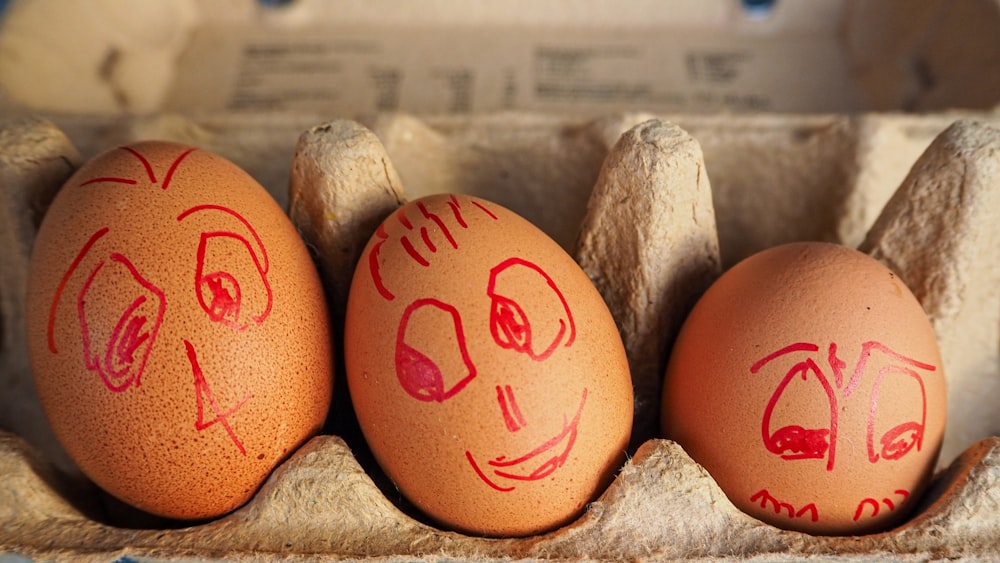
[466,451,514,492]
[370,230,394,301]
[122,146,157,184]
[178,205,273,325]
[396,298,476,402]
[401,236,430,266]
[98,293,151,391]
[844,341,937,397]
[749,490,819,522]
[176,205,270,273]
[114,308,149,366]
[420,226,437,252]
[418,201,458,250]
[467,389,587,491]
[867,375,881,463]
[761,358,837,471]
[447,195,468,228]
[487,257,576,360]
[828,342,847,389]
[866,365,927,463]
[797,504,819,522]
[883,497,896,511]
[506,385,527,429]
[397,208,413,230]
[198,270,244,329]
[750,489,794,517]
[193,232,255,329]
[78,253,165,392]
[750,342,820,374]
[48,227,109,354]
[185,339,250,456]
[489,388,585,472]
[160,147,197,190]
[471,200,498,220]
[854,498,880,521]
[497,385,521,432]
[80,177,138,187]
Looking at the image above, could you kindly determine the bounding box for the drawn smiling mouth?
[465,388,588,492]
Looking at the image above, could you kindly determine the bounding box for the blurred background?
[0,0,997,117]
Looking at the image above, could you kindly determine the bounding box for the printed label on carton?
[165,24,864,114]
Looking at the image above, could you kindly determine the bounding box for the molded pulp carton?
[1,0,999,560]
[0,109,999,561]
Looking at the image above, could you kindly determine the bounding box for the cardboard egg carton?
[1,109,999,561]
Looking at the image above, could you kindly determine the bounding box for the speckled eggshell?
[26,141,333,520]
[661,242,947,535]
[345,193,633,537]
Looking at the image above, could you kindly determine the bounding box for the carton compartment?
[1,111,999,560]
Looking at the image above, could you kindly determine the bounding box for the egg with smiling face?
[26,141,333,520]
[345,193,633,537]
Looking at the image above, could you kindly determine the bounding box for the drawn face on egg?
[365,195,588,493]
[662,242,946,536]
[44,145,273,456]
[748,340,936,527]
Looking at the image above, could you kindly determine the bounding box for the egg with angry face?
[26,141,333,520]
[345,193,633,537]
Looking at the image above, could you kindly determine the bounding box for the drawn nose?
[496,384,527,432]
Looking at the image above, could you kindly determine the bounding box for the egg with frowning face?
[661,242,946,535]
[345,193,633,537]
[26,141,333,521]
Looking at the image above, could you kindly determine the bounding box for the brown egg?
[345,194,633,537]
[26,141,333,520]
[661,242,946,535]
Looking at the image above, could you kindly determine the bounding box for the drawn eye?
[760,357,838,471]
[77,253,165,392]
[879,422,922,459]
[178,205,272,330]
[489,295,530,351]
[395,298,476,402]
[194,231,269,329]
[868,365,926,463]
[486,257,575,361]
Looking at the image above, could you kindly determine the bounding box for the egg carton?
[1,109,999,561]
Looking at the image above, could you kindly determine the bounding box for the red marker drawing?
[750,489,819,522]
[178,204,273,330]
[752,340,934,472]
[368,195,498,301]
[77,252,166,392]
[487,257,576,361]
[80,146,196,191]
[185,339,251,455]
[395,297,476,402]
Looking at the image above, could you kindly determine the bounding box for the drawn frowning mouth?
[465,388,588,492]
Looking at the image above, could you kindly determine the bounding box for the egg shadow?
[320,315,438,528]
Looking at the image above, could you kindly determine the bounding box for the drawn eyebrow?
[159,148,196,190]
[470,199,498,220]
[843,341,936,397]
[418,201,458,250]
[79,146,196,190]
[80,177,138,187]
[750,342,821,374]
[123,146,157,183]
